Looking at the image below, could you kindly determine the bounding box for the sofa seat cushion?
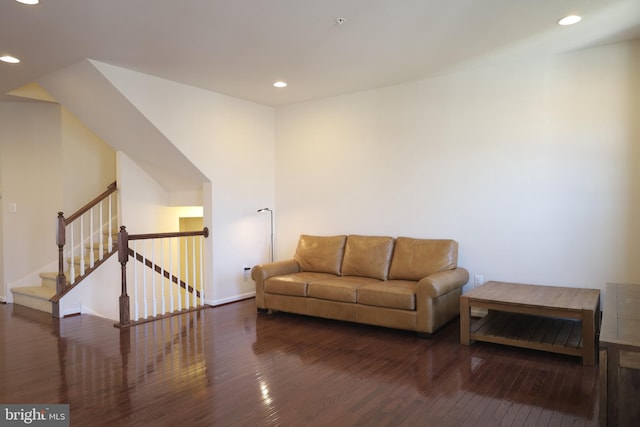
[357,280,417,310]
[308,276,380,303]
[265,272,337,297]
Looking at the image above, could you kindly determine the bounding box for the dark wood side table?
[599,282,640,426]
[460,281,600,365]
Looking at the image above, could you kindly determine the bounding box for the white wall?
[62,108,116,211]
[94,63,275,305]
[117,151,182,233]
[59,255,121,319]
[275,40,640,293]
[0,102,63,300]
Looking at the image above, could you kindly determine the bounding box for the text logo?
[0,405,69,426]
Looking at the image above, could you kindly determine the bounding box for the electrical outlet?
[473,274,484,287]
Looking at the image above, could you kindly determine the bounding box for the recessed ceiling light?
[0,56,20,64]
[273,81,287,88]
[16,0,39,5]
[558,15,582,26]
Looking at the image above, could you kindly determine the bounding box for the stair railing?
[116,225,209,328]
[51,182,118,316]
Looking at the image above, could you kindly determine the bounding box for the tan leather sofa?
[251,234,469,335]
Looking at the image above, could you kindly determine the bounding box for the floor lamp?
[257,208,274,262]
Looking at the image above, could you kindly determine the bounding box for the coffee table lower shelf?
[470,311,584,358]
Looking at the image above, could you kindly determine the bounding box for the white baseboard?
[62,306,82,317]
[76,305,116,321]
[205,291,255,307]
[0,295,6,303]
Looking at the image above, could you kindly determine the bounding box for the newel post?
[118,226,130,326]
[56,212,67,296]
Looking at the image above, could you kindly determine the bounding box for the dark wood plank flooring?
[0,300,599,426]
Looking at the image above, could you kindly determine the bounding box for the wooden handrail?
[65,181,117,224]
[128,227,209,241]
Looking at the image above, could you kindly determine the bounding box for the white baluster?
[143,240,148,319]
[177,237,182,311]
[160,239,165,315]
[89,207,95,268]
[79,216,85,275]
[98,200,104,259]
[152,239,157,317]
[192,236,197,307]
[69,224,76,283]
[199,236,204,304]
[133,240,139,321]
[169,238,174,313]
[184,236,189,310]
[107,195,113,250]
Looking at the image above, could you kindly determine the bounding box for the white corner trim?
[205,291,255,307]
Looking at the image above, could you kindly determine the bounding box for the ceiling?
[1,0,640,106]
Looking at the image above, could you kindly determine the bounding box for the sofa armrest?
[251,260,301,309]
[417,268,469,299]
[416,268,469,334]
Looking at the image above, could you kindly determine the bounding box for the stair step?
[11,286,55,314]
[40,272,69,289]
[86,242,117,252]
[67,256,95,268]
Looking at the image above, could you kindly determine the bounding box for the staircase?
[10,228,118,314]
[9,180,209,325]
[10,182,118,315]
[11,273,58,313]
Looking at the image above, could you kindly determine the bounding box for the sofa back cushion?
[388,238,458,281]
[341,235,395,280]
[294,235,347,275]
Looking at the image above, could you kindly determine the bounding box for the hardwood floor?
[0,300,599,426]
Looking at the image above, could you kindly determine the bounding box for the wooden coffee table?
[460,281,600,365]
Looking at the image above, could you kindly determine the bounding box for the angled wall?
[38,60,207,197]
[92,62,275,304]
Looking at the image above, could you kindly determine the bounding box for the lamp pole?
[257,208,274,262]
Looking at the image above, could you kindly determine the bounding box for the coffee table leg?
[583,309,596,366]
[460,296,471,345]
